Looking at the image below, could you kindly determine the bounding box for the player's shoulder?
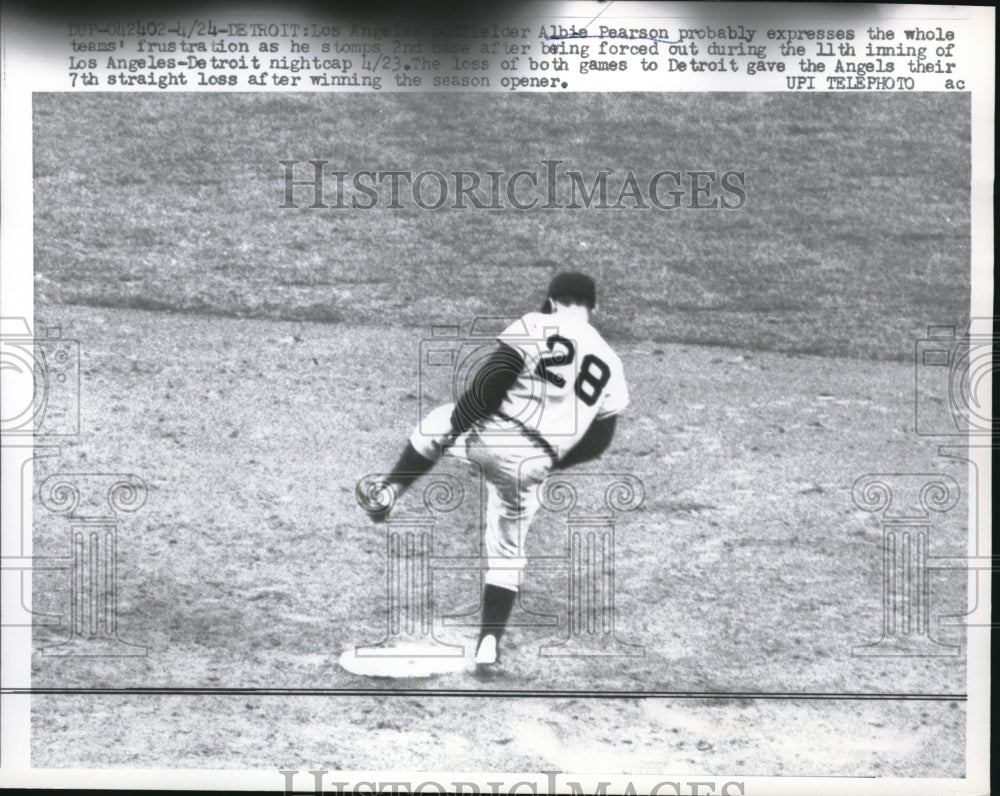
[518,311,549,330]
[499,312,546,341]
[502,313,620,358]
[574,317,620,357]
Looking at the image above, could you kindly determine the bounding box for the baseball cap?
[545,271,597,310]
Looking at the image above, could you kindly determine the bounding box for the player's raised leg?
[358,402,458,522]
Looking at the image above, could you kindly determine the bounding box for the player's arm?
[450,343,525,435]
[552,414,617,470]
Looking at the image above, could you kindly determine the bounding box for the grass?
[34,93,970,360]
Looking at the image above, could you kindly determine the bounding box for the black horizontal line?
[3,688,967,700]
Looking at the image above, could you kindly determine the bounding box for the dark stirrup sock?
[478,583,517,644]
[386,441,436,492]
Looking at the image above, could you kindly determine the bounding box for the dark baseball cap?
[545,271,596,309]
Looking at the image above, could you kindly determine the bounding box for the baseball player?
[359,272,629,671]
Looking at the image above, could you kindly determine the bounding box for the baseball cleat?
[361,498,391,523]
[356,478,397,523]
[473,634,503,680]
[474,634,499,665]
[364,507,390,524]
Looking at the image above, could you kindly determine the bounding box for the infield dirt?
[29,306,967,774]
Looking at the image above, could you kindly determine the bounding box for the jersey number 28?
[535,335,610,407]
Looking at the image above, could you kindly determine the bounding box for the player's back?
[494,311,629,455]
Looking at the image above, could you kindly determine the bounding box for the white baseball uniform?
[411,312,629,590]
